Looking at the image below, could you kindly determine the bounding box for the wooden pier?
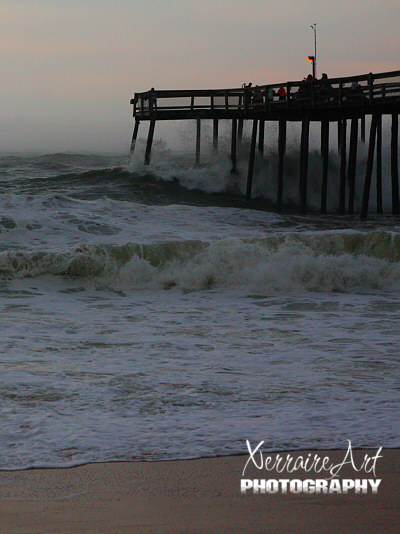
[130,70,400,217]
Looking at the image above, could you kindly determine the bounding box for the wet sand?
[0,449,398,533]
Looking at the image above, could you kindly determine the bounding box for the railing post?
[338,80,343,107]
[368,72,374,105]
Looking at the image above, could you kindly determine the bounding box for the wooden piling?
[144,119,155,165]
[196,119,201,165]
[300,116,310,213]
[129,119,140,158]
[339,119,347,214]
[337,120,342,153]
[238,119,244,141]
[320,119,329,214]
[361,115,366,143]
[258,119,265,153]
[231,118,237,173]
[347,117,358,213]
[376,114,383,214]
[361,114,378,219]
[392,113,399,215]
[277,118,286,209]
[246,120,258,200]
[213,119,219,153]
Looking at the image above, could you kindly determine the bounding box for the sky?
[0,0,399,153]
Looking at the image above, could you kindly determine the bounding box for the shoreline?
[1,445,399,472]
[0,449,398,533]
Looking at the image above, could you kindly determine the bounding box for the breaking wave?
[2,230,400,293]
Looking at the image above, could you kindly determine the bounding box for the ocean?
[1,140,399,469]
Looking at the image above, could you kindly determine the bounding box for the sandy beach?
[0,448,398,534]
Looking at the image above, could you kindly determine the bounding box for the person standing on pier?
[243,82,253,107]
[252,85,264,104]
[276,86,287,101]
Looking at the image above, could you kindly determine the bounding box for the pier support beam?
[347,117,358,214]
[238,119,244,142]
[376,114,383,214]
[196,119,201,165]
[300,116,310,213]
[339,119,347,214]
[246,120,258,200]
[361,115,366,143]
[277,118,287,210]
[361,114,378,219]
[391,113,399,215]
[258,120,265,154]
[231,119,237,173]
[144,119,155,165]
[129,119,140,159]
[320,119,329,214]
[337,120,342,153]
[213,119,219,153]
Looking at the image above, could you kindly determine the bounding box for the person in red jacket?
[276,86,287,101]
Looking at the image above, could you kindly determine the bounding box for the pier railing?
[131,70,400,119]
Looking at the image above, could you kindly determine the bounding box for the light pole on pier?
[310,23,317,78]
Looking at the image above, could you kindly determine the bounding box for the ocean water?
[1,145,400,469]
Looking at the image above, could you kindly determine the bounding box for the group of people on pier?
[243,73,366,107]
[243,82,286,105]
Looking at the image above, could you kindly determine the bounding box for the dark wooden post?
[258,119,265,153]
[213,119,219,153]
[144,119,155,165]
[392,113,399,215]
[376,114,383,214]
[347,117,358,214]
[339,119,347,213]
[129,119,140,158]
[246,120,258,200]
[300,116,310,213]
[238,119,244,141]
[196,119,201,165]
[361,114,378,219]
[337,120,342,153]
[231,118,237,173]
[361,115,366,143]
[320,119,329,214]
[277,118,287,210]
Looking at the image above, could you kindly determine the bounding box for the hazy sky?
[1,1,399,152]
